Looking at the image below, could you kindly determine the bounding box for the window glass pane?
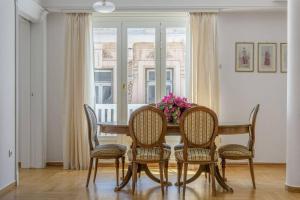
[95,85,100,104]
[94,28,117,69]
[147,85,156,103]
[93,28,117,137]
[148,70,155,81]
[127,28,156,117]
[102,86,113,104]
[166,85,172,97]
[166,27,186,96]
[95,71,112,82]
[166,69,172,81]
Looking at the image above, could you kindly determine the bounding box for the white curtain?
[189,13,219,114]
[63,13,94,170]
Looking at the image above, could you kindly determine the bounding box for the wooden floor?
[1,165,300,200]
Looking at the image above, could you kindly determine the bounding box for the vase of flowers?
[156,93,192,123]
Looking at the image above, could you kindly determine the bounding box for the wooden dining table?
[99,121,251,192]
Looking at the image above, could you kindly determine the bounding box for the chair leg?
[115,158,120,186]
[132,162,137,194]
[221,158,226,181]
[159,161,165,195]
[164,160,169,189]
[249,158,256,189]
[182,162,188,197]
[210,163,217,196]
[121,156,125,180]
[93,158,99,183]
[86,158,93,187]
[177,161,183,191]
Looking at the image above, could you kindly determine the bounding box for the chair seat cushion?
[175,148,218,162]
[91,144,127,158]
[218,144,252,158]
[127,147,171,162]
[174,143,184,150]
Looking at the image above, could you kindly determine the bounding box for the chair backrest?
[129,105,167,147]
[84,104,99,151]
[248,104,260,151]
[179,106,219,148]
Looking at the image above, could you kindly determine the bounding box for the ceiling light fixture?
[93,0,116,13]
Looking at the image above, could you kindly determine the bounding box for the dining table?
[99,121,251,192]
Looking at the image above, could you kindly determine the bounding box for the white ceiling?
[41,0,287,12]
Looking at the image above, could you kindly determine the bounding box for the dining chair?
[127,105,171,195]
[166,103,199,151]
[218,104,260,189]
[173,103,210,179]
[175,106,219,197]
[84,104,127,187]
[147,103,171,181]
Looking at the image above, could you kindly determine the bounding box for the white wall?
[46,11,287,163]
[218,11,287,163]
[0,0,16,190]
[46,13,65,162]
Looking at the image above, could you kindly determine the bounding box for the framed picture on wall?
[235,42,254,72]
[280,43,287,73]
[258,43,277,73]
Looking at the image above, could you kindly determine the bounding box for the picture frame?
[235,42,254,72]
[280,43,287,73]
[258,43,277,73]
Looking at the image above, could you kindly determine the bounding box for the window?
[93,15,188,124]
[127,27,156,111]
[146,69,156,103]
[166,69,173,95]
[146,68,173,102]
[166,27,186,96]
[93,28,117,127]
[95,70,113,104]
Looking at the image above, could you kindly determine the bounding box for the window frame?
[92,14,189,141]
[92,24,121,141]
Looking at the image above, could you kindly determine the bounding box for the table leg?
[114,164,132,191]
[214,165,233,193]
[142,164,172,186]
[175,164,234,192]
[175,165,206,186]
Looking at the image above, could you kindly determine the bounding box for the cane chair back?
[129,106,167,147]
[179,106,218,148]
[248,104,260,151]
[84,104,99,151]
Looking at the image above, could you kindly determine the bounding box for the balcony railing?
[95,104,117,123]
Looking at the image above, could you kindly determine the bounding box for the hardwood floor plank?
[0,165,299,200]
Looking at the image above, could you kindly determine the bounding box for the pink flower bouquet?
[156,93,192,123]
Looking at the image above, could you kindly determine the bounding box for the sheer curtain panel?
[189,13,219,114]
[63,13,94,170]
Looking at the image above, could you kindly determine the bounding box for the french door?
[122,22,161,121]
[93,16,187,154]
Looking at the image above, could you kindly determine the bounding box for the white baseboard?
[0,181,16,197]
